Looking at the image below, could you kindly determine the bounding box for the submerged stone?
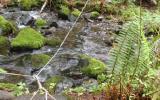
[11,27,45,50]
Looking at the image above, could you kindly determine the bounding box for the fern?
[108,20,151,84]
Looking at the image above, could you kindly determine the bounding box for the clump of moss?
[71,9,81,17]
[44,76,63,93]
[35,18,47,28]
[58,5,70,19]
[80,55,106,77]
[11,27,45,49]
[19,0,40,10]
[0,16,14,34]
[0,36,10,55]
[91,11,100,19]
[31,54,51,68]
[46,37,61,47]
[0,83,18,91]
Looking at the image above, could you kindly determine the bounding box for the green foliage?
[0,82,28,96]
[91,11,100,19]
[107,19,151,88]
[59,5,70,17]
[19,0,40,10]
[31,54,51,68]
[11,27,45,49]
[35,18,47,28]
[0,16,14,34]
[46,37,61,47]
[71,9,81,17]
[67,86,86,96]
[120,5,141,21]
[44,76,63,93]
[143,12,160,36]
[80,55,106,77]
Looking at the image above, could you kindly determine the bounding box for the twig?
[0,72,32,77]
[40,0,48,13]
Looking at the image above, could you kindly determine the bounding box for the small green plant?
[67,87,86,96]
[91,11,100,19]
[35,18,47,28]
[71,8,81,17]
[14,82,29,96]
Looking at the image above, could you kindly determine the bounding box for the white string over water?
[30,0,90,99]
[36,0,90,77]
[0,0,90,99]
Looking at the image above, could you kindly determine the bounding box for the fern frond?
[107,20,151,83]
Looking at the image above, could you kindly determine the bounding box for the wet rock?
[55,78,73,94]
[45,27,56,35]
[19,14,35,26]
[49,22,58,28]
[0,90,15,100]
[0,36,10,56]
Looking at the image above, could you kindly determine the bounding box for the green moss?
[0,16,13,34]
[46,37,61,47]
[31,54,51,68]
[0,36,10,55]
[44,76,63,93]
[71,9,81,17]
[59,5,70,18]
[80,55,106,77]
[0,83,18,91]
[35,18,47,28]
[11,27,45,49]
[91,11,100,19]
[19,0,40,10]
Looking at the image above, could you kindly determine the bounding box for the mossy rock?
[35,18,47,28]
[0,36,10,55]
[91,11,100,19]
[11,27,45,50]
[46,37,61,47]
[0,16,15,35]
[71,9,81,17]
[58,5,70,19]
[80,55,106,77]
[19,0,40,10]
[31,54,51,68]
[44,76,63,94]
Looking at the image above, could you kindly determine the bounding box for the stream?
[0,7,122,96]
